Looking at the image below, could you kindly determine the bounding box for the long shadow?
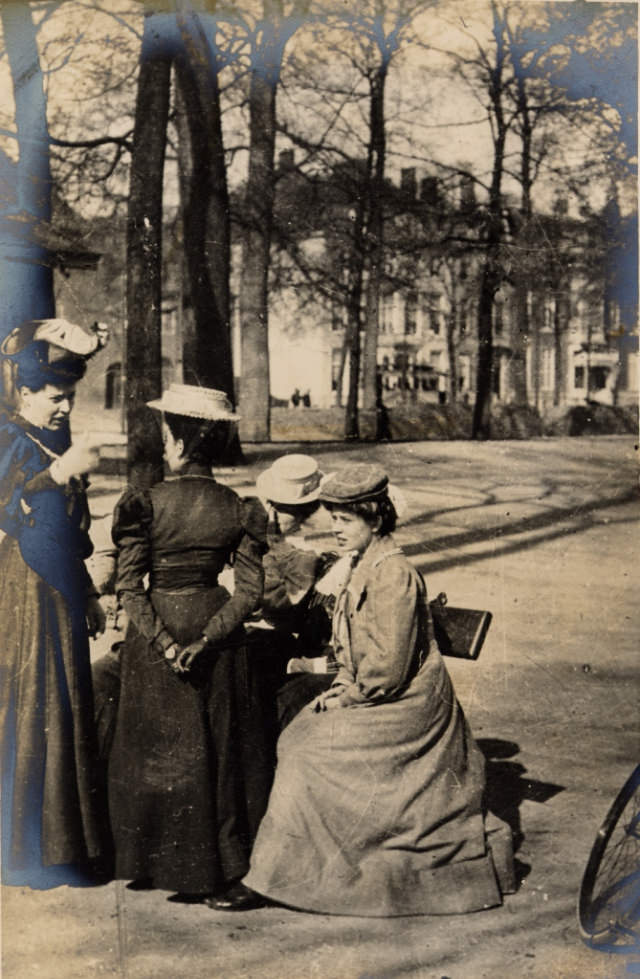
[414,509,637,576]
[403,488,637,560]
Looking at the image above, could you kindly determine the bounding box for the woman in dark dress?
[107,384,271,906]
[0,319,109,888]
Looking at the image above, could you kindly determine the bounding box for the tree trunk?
[362,63,387,436]
[509,35,533,406]
[344,194,367,439]
[446,297,458,403]
[472,4,507,440]
[125,15,170,489]
[238,8,285,442]
[174,7,233,396]
[0,2,54,381]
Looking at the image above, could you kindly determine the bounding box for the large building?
[48,157,637,433]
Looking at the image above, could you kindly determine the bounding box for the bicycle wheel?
[578,764,640,947]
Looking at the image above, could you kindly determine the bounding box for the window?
[574,365,585,389]
[423,293,441,334]
[543,297,555,332]
[459,304,467,337]
[404,290,418,335]
[331,303,344,332]
[542,347,554,391]
[381,294,395,334]
[331,348,343,391]
[105,362,122,410]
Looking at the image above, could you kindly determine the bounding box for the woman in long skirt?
[0,319,109,888]
[239,463,515,916]
[107,384,271,906]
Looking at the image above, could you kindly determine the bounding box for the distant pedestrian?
[291,388,301,407]
[301,390,311,407]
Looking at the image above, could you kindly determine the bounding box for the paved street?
[2,436,638,979]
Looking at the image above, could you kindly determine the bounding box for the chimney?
[401,167,417,197]
[459,173,476,209]
[278,149,295,171]
[420,176,439,208]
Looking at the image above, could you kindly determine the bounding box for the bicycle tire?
[578,763,640,946]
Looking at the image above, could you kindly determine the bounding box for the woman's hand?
[51,440,100,483]
[310,686,344,712]
[174,636,210,675]
[86,595,106,638]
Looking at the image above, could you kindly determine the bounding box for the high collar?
[176,462,215,479]
[348,533,399,587]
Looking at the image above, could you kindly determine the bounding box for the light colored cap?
[147,383,239,421]
[256,454,323,506]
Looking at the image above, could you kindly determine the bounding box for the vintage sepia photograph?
[0,0,637,976]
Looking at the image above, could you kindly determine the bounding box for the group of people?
[0,318,515,917]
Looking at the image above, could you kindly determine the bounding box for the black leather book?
[429,593,492,661]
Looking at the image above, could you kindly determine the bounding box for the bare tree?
[125,11,171,488]
[174,3,235,397]
[238,0,305,441]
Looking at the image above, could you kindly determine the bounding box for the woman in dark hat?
[0,319,110,887]
[107,384,271,907]
[241,463,515,917]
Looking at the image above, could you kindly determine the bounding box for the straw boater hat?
[147,383,240,421]
[256,454,323,506]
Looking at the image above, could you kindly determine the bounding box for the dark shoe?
[126,878,153,891]
[167,892,213,904]
[205,882,267,911]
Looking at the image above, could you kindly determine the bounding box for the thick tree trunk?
[174,8,233,396]
[238,11,284,442]
[125,16,170,488]
[0,2,54,378]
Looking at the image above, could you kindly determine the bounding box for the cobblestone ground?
[2,436,638,979]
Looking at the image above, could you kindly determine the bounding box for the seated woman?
[237,463,515,916]
[106,384,271,908]
[253,454,348,728]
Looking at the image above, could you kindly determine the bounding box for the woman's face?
[328,508,376,555]
[162,421,186,472]
[272,505,303,536]
[19,383,76,431]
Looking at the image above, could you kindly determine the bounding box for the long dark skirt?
[0,536,107,888]
[107,588,273,895]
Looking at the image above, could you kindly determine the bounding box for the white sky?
[0,0,636,216]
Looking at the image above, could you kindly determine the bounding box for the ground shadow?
[478,738,565,855]
[412,500,637,576]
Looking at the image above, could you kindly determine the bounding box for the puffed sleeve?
[202,495,267,644]
[262,537,320,626]
[337,558,424,706]
[0,421,48,537]
[112,487,174,652]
